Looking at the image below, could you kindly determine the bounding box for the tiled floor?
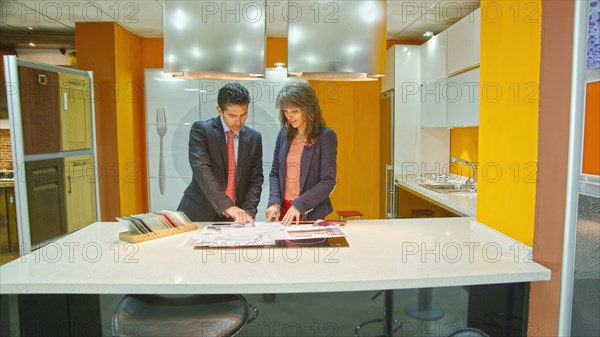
[100,287,468,337]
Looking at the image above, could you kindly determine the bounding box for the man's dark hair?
[217,83,250,111]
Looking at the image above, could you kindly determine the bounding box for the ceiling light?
[423,31,434,38]
[27,27,34,30]
[28,42,35,47]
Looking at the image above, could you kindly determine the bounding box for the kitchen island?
[1,218,549,336]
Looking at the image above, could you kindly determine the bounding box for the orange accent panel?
[266,38,288,68]
[583,81,600,175]
[449,127,479,178]
[141,39,164,70]
[386,40,423,49]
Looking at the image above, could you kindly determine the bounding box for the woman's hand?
[265,204,281,222]
[281,205,301,226]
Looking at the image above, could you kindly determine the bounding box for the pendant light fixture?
[164,0,266,80]
[286,0,386,81]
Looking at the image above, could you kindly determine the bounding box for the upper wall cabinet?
[447,68,480,127]
[447,8,481,75]
[59,73,92,151]
[420,30,447,83]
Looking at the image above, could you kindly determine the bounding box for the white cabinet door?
[420,30,447,83]
[420,79,448,127]
[447,8,480,74]
[447,68,480,127]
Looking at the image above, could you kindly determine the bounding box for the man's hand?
[265,204,280,222]
[225,206,255,226]
[281,205,301,226]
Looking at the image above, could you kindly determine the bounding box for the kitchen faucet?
[451,157,477,188]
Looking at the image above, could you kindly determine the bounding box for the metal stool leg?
[355,290,401,337]
[405,288,445,320]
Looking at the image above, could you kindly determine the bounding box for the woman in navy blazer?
[266,82,337,225]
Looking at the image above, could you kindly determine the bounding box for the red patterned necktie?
[225,130,236,203]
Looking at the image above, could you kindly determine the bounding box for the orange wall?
[266,38,288,68]
[310,81,381,219]
[76,22,148,219]
[583,81,600,175]
[478,1,541,244]
[449,127,479,178]
[141,39,164,69]
[75,22,120,220]
[114,24,147,215]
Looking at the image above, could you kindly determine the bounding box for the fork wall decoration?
[144,69,305,220]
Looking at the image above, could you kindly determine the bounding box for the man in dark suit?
[178,83,263,224]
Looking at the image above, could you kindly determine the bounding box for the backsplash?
[0,129,13,170]
[449,127,479,179]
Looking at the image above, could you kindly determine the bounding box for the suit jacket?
[268,128,337,219]
[178,117,263,221]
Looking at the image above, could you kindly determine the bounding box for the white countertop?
[0,218,549,294]
[395,175,477,217]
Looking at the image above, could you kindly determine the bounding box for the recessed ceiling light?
[423,31,434,38]
[28,42,36,47]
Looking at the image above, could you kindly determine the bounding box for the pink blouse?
[284,138,305,200]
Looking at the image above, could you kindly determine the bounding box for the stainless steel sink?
[419,183,476,194]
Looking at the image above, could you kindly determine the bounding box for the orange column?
[76,22,148,219]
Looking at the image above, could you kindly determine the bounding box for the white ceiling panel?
[1,0,480,47]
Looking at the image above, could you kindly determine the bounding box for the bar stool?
[354,290,401,337]
[446,328,489,337]
[112,294,258,337]
[410,209,434,217]
[337,210,363,220]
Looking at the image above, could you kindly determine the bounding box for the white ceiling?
[0,0,480,47]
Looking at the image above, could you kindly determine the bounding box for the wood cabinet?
[447,8,481,75]
[420,30,447,83]
[25,159,66,245]
[447,68,480,127]
[59,73,92,151]
[63,155,97,232]
[0,186,18,253]
[18,67,61,154]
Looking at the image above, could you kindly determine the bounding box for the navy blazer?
[268,128,337,219]
[178,117,263,221]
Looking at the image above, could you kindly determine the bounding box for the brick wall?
[0,129,13,170]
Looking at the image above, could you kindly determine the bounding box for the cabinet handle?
[38,74,47,85]
[66,80,83,86]
[68,175,72,194]
[63,92,68,111]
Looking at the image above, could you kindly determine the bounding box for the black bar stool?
[112,294,258,337]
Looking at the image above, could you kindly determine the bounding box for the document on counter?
[184,222,347,248]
